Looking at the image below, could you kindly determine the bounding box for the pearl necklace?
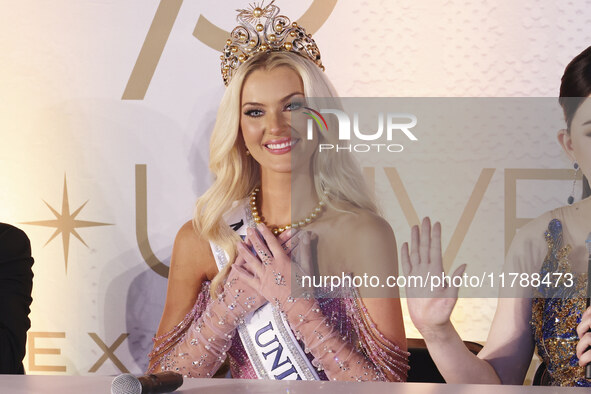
[249,186,327,235]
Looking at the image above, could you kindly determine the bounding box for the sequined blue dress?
[530,218,591,387]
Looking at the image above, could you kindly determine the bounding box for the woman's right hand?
[229,229,299,311]
[575,305,591,367]
[400,217,466,339]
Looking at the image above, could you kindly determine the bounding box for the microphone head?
[111,373,142,394]
[586,233,591,254]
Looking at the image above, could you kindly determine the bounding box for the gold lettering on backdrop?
[383,167,420,227]
[88,333,130,373]
[192,14,227,52]
[384,167,495,271]
[136,164,169,278]
[504,169,580,254]
[28,332,66,372]
[122,0,183,100]
[442,169,494,269]
[124,1,336,99]
[297,0,339,36]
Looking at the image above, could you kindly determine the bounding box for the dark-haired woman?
[403,46,591,387]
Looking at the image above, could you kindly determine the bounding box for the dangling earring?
[567,162,579,205]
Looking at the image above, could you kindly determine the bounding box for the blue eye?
[286,101,304,111]
[244,109,264,117]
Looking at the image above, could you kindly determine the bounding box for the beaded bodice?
[530,219,590,387]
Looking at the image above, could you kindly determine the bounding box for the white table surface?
[0,375,587,394]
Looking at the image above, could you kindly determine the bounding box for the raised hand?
[234,224,306,305]
[401,217,466,338]
[235,223,408,381]
[222,248,268,315]
[576,306,591,368]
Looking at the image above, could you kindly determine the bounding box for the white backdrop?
[1,0,591,378]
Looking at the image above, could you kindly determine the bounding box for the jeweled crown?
[220,1,324,86]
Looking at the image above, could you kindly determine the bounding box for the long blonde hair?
[195,51,377,296]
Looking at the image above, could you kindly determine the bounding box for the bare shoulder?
[155,220,217,338]
[318,203,397,275]
[502,209,556,295]
[510,209,555,246]
[555,197,591,235]
[505,210,555,267]
[170,220,217,282]
[326,202,395,243]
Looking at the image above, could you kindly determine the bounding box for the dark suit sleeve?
[0,224,34,374]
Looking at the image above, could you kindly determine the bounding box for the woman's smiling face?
[240,65,309,174]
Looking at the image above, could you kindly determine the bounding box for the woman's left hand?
[576,305,591,367]
[235,223,311,304]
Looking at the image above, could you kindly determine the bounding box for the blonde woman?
[147,2,408,382]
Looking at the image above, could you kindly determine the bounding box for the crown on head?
[220,1,324,86]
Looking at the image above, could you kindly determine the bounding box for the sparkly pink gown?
[148,280,409,381]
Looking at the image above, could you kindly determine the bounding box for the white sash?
[209,200,320,381]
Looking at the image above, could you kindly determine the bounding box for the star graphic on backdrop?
[22,175,112,273]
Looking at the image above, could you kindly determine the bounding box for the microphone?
[111,371,183,394]
[586,233,591,379]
